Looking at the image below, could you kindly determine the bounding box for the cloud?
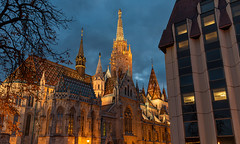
[51,0,175,94]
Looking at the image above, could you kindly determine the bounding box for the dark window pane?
[201,1,214,13]
[185,138,200,143]
[205,41,220,51]
[208,68,225,81]
[182,104,197,113]
[212,100,230,110]
[183,113,198,121]
[177,50,190,58]
[180,75,193,86]
[184,122,199,137]
[178,57,191,68]
[216,119,233,136]
[214,110,231,119]
[231,3,240,17]
[210,79,226,89]
[181,85,195,94]
[207,60,223,69]
[179,66,192,75]
[206,49,221,62]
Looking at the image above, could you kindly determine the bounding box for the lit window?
[205,31,218,44]
[203,14,215,26]
[176,24,187,35]
[178,40,189,49]
[183,93,195,104]
[213,88,227,101]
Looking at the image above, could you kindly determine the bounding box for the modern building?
[0,10,170,144]
[159,0,240,143]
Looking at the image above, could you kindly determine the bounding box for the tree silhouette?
[0,0,71,134]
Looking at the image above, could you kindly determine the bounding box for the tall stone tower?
[75,28,86,78]
[110,9,132,77]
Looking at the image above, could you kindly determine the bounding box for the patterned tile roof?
[56,75,95,98]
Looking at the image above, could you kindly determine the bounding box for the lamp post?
[87,139,90,144]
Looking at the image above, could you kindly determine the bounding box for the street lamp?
[87,139,90,143]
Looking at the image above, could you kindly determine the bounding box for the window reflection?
[203,14,215,27]
[205,31,218,44]
[213,88,227,101]
[177,24,187,35]
[183,93,195,105]
[178,40,189,49]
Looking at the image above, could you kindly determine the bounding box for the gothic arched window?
[127,85,129,96]
[25,114,31,136]
[45,109,51,135]
[80,111,84,136]
[124,107,132,134]
[56,107,64,134]
[68,107,75,135]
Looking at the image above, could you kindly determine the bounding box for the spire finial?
[81,27,83,38]
[99,52,101,58]
[151,58,153,68]
[116,9,124,41]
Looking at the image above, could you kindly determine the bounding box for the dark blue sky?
[51,0,175,90]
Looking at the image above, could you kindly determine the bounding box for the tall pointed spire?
[76,27,86,78]
[78,28,84,57]
[95,53,103,79]
[116,9,124,41]
[147,65,161,100]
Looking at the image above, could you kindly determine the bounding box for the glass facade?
[200,3,235,141]
[231,0,240,55]
[175,22,199,140]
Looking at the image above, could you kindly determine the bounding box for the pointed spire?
[78,28,84,57]
[147,65,161,100]
[116,9,124,41]
[95,53,103,79]
[136,80,139,91]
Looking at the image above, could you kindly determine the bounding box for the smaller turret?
[93,53,105,98]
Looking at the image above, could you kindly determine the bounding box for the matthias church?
[0,10,170,144]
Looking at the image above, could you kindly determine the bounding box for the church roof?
[9,55,91,86]
[147,66,161,100]
[104,77,117,95]
[56,75,95,98]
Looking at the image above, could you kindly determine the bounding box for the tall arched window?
[25,114,31,136]
[56,107,64,134]
[45,109,51,135]
[68,107,75,135]
[127,85,129,96]
[80,111,84,136]
[124,108,132,134]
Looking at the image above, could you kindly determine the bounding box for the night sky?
[51,0,175,91]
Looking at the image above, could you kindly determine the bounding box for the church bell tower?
[110,9,132,77]
[76,28,86,78]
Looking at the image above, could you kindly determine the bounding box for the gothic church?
[0,10,170,144]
